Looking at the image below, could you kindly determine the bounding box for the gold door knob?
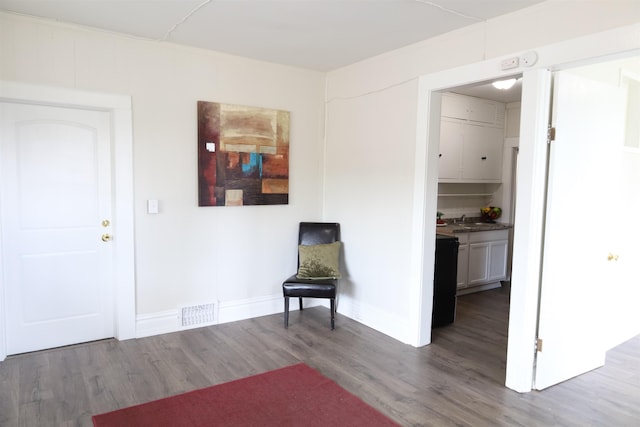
[607,253,619,261]
[101,233,112,242]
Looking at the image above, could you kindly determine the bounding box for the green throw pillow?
[297,241,341,279]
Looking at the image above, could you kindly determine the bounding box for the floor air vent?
[180,303,216,327]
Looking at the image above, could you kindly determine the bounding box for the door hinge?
[535,338,543,352]
[547,126,556,143]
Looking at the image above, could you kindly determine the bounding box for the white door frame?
[411,24,640,392]
[0,81,136,361]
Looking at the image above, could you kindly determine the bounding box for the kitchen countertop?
[435,221,512,237]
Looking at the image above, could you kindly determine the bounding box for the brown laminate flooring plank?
[1,285,639,426]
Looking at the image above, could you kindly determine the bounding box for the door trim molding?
[412,24,640,392]
[0,81,136,361]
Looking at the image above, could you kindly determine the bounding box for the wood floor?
[1,285,639,426]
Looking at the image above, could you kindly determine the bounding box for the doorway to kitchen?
[432,76,522,384]
[425,52,640,393]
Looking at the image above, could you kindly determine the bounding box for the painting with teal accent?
[197,101,290,206]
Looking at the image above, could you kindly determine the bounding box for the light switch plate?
[501,57,519,70]
[147,199,159,214]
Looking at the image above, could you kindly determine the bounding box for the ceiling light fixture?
[492,78,517,90]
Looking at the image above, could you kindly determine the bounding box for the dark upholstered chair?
[282,222,341,329]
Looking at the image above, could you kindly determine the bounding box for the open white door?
[534,69,627,390]
[602,69,640,350]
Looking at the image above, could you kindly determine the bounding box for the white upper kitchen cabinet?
[439,120,504,182]
[461,124,504,181]
[438,120,464,180]
[441,93,505,127]
[438,93,505,183]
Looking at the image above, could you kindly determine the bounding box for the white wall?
[324,78,420,341]
[324,0,640,350]
[0,12,327,334]
[2,0,640,351]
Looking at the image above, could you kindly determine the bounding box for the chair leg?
[330,298,335,330]
[284,297,289,328]
[299,297,303,311]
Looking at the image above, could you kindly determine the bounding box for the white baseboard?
[336,295,412,345]
[136,309,181,338]
[218,294,282,324]
[134,294,406,344]
[135,293,323,339]
[457,282,501,296]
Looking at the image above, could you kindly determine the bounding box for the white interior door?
[600,69,640,350]
[1,102,115,355]
[534,69,627,390]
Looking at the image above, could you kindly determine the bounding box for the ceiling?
[451,76,523,103]
[0,0,545,72]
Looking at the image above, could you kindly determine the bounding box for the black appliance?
[433,234,459,328]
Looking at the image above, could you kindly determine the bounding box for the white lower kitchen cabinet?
[456,229,509,295]
[456,237,468,288]
[468,242,491,285]
[488,238,508,281]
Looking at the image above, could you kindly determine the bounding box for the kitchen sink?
[453,222,497,230]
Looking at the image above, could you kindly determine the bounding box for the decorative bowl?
[480,206,502,222]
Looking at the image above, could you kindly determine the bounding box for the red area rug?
[92,363,400,426]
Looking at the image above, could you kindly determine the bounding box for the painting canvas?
[197,101,290,206]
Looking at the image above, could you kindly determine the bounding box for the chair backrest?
[298,222,340,246]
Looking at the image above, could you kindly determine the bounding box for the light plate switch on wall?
[147,199,159,214]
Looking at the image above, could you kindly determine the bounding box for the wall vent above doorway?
[180,303,217,328]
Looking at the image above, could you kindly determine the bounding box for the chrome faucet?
[453,214,466,225]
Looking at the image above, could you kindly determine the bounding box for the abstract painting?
[197,101,290,206]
